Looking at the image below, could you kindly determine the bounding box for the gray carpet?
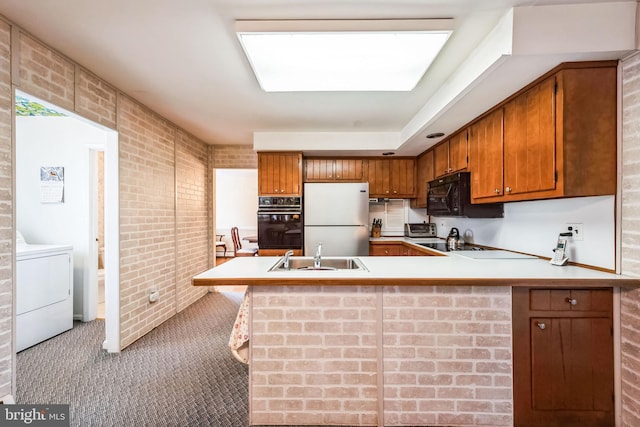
[16,291,249,426]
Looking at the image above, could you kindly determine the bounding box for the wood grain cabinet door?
[503,76,556,197]
[389,159,415,197]
[304,159,334,181]
[367,159,391,197]
[411,150,434,208]
[513,287,614,427]
[258,152,302,195]
[448,130,468,174]
[469,108,504,201]
[334,159,364,181]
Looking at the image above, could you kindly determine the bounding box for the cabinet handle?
[494,188,501,194]
[535,321,546,330]
[505,186,512,193]
[566,298,577,305]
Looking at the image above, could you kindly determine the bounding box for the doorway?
[15,90,120,352]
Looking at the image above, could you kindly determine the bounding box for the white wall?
[16,116,110,318]
[407,195,614,270]
[215,169,258,252]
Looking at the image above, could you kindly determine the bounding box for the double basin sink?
[269,256,368,272]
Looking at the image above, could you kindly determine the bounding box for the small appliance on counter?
[446,227,463,249]
[404,223,437,238]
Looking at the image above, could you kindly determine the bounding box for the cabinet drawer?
[529,289,612,312]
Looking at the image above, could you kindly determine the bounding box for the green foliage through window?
[16,95,65,116]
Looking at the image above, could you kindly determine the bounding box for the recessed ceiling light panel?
[236,19,453,92]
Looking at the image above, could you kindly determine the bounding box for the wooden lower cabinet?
[369,242,442,256]
[369,243,405,256]
[258,248,303,256]
[512,287,614,427]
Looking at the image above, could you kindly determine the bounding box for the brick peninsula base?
[249,285,513,426]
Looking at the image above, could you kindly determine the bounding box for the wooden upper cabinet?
[449,130,469,173]
[367,159,390,197]
[503,76,556,197]
[389,158,416,197]
[258,152,302,196]
[367,158,415,198]
[411,149,435,208]
[470,62,617,204]
[304,158,364,182]
[434,143,449,178]
[433,130,468,178]
[334,159,364,181]
[469,108,504,201]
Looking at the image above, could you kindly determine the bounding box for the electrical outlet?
[566,223,583,241]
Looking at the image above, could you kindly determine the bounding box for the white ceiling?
[0,0,634,156]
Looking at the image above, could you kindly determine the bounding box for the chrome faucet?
[283,250,294,270]
[314,242,323,269]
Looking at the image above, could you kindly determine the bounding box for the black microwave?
[427,172,504,218]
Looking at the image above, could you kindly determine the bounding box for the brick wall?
[117,96,178,347]
[212,144,257,169]
[250,285,513,426]
[621,52,640,426]
[251,286,379,426]
[0,19,13,400]
[18,32,75,112]
[0,15,214,400]
[175,129,211,312]
[383,286,512,426]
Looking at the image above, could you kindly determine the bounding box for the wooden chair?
[215,234,227,257]
[231,227,258,257]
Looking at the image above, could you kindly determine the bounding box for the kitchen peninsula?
[193,253,640,427]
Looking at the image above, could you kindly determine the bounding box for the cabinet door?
[304,159,334,181]
[530,317,613,414]
[367,159,391,197]
[389,159,415,197]
[433,142,450,177]
[258,153,302,195]
[504,76,556,196]
[448,130,468,173]
[469,109,504,201]
[334,159,364,181]
[411,150,434,208]
[369,243,403,256]
[513,287,614,427]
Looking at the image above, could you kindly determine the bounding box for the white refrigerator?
[304,182,370,256]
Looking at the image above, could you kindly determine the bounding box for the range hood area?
[254,2,637,157]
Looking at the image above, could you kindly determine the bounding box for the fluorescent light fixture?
[236,19,453,92]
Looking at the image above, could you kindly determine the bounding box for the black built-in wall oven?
[257,196,303,250]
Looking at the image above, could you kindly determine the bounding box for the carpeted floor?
[16,291,249,426]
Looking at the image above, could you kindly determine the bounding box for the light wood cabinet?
[367,158,416,198]
[513,287,614,427]
[258,152,302,196]
[411,150,435,208]
[434,130,468,178]
[470,62,617,204]
[304,158,364,182]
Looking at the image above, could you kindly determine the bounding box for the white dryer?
[16,243,73,352]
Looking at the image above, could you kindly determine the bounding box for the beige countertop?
[193,251,640,288]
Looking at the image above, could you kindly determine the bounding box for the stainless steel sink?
[269,256,368,271]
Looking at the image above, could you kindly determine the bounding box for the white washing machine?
[16,243,73,352]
